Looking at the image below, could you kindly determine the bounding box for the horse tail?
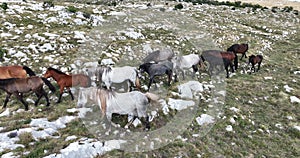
[23,66,36,76]
[135,75,141,90]
[145,92,160,103]
[41,77,56,93]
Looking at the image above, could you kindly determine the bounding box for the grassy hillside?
[0,1,299,157]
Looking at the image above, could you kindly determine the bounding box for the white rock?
[284,85,293,92]
[0,108,10,117]
[196,114,214,126]
[168,98,195,111]
[290,96,300,103]
[226,125,233,132]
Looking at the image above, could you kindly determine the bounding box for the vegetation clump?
[0,2,8,11]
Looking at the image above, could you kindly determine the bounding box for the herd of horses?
[0,43,263,129]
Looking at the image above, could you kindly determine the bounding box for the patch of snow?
[65,135,78,141]
[0,33,12,38]
[100,58,115,65]
[0,108,10,117]
[39,43,55,52]
[108,11,127,16]
[1,152,17,158]
[177,81,203,99]
[45,139,126,158]
[168,98,195,111]
[226,125,233,132]
[290,96,300,103]
[229,107,240,113]
[294,126,300,131]
[196,114,214,126]
[264,76,273,80]
[283,85,293,92]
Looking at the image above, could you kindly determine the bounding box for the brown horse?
[227,43,249,60]
[44,67,91,103]
[0,65,36,79]
[0,76,56,110]
[201,50,237,78]
[248,54,263,74]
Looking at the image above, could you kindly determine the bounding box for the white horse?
[77,87,159,129]
[98,66,141,91]
[172,54,203,81]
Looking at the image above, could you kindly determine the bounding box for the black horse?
[139,61,173,91]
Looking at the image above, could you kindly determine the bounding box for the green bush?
[0,2,8,11]
[0,47,7,61]
[67,6,78,13]
[43,0,54,8]
[174,3,184,10]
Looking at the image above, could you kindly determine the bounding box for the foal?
[248,55,263,74]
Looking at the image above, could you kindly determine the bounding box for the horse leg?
[34,91,43,107]
[3,93,12,109]
[257,62,261,72]
[57,86,64,103]
[14,93,29,111]
[42,88,50,106]
[192,65,198,78]
[67,87,74,100]
[148,77,154,91]
[143,116,150,130]
[225,64,229,78]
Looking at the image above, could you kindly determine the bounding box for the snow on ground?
[290,96,300,103]
[44,139,126,158]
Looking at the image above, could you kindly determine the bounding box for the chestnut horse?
[248,55,263,74]
[227,43,248,60]
[44,67,91,103]
[0,76,56,110]
[0,65,36,79]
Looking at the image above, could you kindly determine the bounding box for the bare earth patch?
[217,0,300,10]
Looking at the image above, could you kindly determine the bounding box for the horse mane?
[0,78,18,86]
[47,67,66,75]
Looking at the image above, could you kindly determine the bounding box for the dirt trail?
[217,0,300,10]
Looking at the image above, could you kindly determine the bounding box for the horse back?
[0,65,27,79]
[72,74,91,87]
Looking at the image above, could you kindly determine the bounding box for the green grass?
[0,1,299,157]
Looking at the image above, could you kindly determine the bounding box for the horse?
[172,54,203,81]
[142,49,174,63]
[77,87,159,130]
[44,67,91,103]
[0,65,36,79]
[227,43,248,60]
[97,65,141,92]
[248,54,263,74]
[139,61,173,91]
[201,50,236,78]
[0,76,56,110]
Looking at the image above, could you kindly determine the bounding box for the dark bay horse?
[227,43,248,60]
[139,61,173,91]
[44,67,91,103]
[0,65,36,79]
[201,50,236,78]
[248,54,263,74]
[0,76,56,110]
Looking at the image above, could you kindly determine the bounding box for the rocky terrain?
[0,0,299,157]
